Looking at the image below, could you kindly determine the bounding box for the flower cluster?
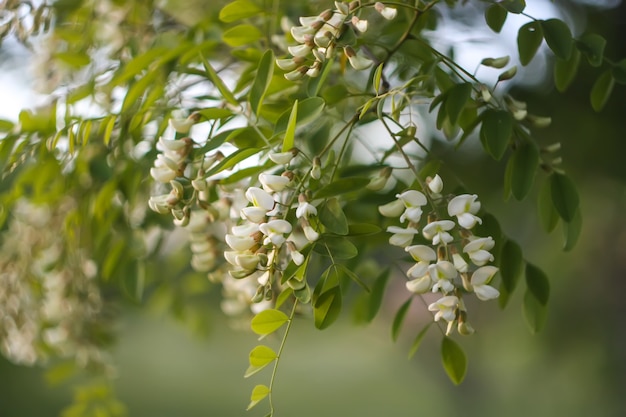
[380,175,499,335]
[277,1,398,80]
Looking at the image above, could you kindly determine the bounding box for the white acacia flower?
[448,194,482,229]
[463,236,495,266]
[168,110,196,134]
[375,2,397,20]
[259,219,293,247]
[259,173,291,192]
[291,25,316,43]
[405,245,436,278]
[428,261,458,293]
[245,187,275,210]
[231,222,259,237]
[276,58,298,71]
[225,234,256,252]
[310,157,322,180]
[351,16,368,33]
[148,194,174,214]
[269,149,297,165]
[234,253,261,271]
[347,52,373,70]
[296,195,317,218]
[284,67,307,81]
[240,206,268,223]
[470,266,500,301]
[428,174,443,194]
[287,242,305,265]
[452,252,469,273]
[397,190,427,223]
[428,295,459,322]
[378,199,404,217]
[302,220,320,242]
[387,225,418,247]
[422,220,455,245]
[288,43,312,57]
[406,275,432,294]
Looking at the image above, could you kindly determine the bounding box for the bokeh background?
[1,1,625,416]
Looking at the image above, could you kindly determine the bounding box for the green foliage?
[441,337,467,385]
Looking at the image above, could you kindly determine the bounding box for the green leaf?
[590,70,615,112]
[282,100,298,152]
[364,269,389,323]
[251,309,289,335]
[541,19,573,60]
[525,263,550,306]
[245,345,277,377]
[103,115,116,146]
[347,223,382,236]
[612,59,626,85]
[444,83,472,126]
[523,290,547,334]
[562,207,582,251]
[537,178,559,232]
[275,97,325,134]
[246,384,270,410]
[319,197,349,235]
[554,48,580,92]
[223,24,262,47]
[219,0,262,23]
[373,63,384,94]
[204,147,260,176]
[550,172,579,222]
[485,4,507,33]
[500,0,526,13]
[509,141,539,200]
[197,108,234,120]
[249,49,274,116]
[408,323,432,359]
[499,240,523,293]
[314,286,342,330]
[54,51,91,68]
[313,236,358,259]
[200,53,239,106]
[391,298,412,342]
[481,56,510,68]
[517,21,544,66]
[441,337,467,385]
[0,119,14,132]
[480,110,512,160]
[314,178,370,199]
[577,33,606,67]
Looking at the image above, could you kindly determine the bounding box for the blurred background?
[1,0,625,416]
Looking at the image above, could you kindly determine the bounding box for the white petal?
[240,206,267,223]
[245,187,275,210]
[378,199,404,217]
[407,262,429,279]
[474,284,500,301]
[396,190,427,207]
[405,245,436,262]
[470,265,499,286]
[428,174,443,194]
[406,275,432,294]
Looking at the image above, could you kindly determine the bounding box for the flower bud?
[310,157,322,179]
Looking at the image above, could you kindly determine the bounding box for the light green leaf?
[485,4,507,33]
[480,110,512,160]
[55,51,91,68]
[275,97,325,134]
[245,345,277,377]
[554,48,580,92]
[523,290,548,334]
[249,49,274,116]
[223,24,262,47]
[525,263,550,306]
[550,172,579,222]
[517,21,544,66]
[541,19,573,60]
[590,70,615,112]
[408,323,432,359]
[499,240,523,293]
[0,119,14,132]
[319,197,349,235]
[246,384,270,410]
[251,309,289,335]
[314,286,342,330]
[282,100,298,152]
[314,178,370,199]
[204,147,260,177]
[538,178,559,233]
[441,337,467,385]
[562,207,582,251]
[577,33,606,67]
[445,82,472,126]
[391,298,412,342]
[197,108,234,120]
[219,0,262,23]
[200,54,239,106]
[373,63,384,94]
[313,236,358,259]
[509,140,539,200]
[103,115,116,146]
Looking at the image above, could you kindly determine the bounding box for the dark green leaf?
[441,337,467,385]
[314,178,370,199]
[562,207,582,251]
[313,236,358,259]
[509,141,539,200]
[522,290,547,334]
[612,59,626,85]
[577,33,606,67]
[408,323,432,359]
[541,19,573,60]
[500,0,526,13]
[223,24,262,47]
[251,309,289,335]
[275,97,325,134]
[391,298,412,342]
[517,21,544,66]
[525,263,550,306]
[550,172,579,222]
[319,198,349,235]
[347,223,382,236]
[485,4,507,33]
[445,83,472,126]
[249,50,274,116]
[590,70,615,112]
[538,178,560,233]
[480,110,512,160]
[363,269,389,323]
[554,48,580,92]
[499,240,523,293]
[314,286,342,329]
[197,108,233,121]
[200,53,239,106]
[219,0,262,23]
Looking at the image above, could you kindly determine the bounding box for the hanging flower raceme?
[380,173,500,335]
